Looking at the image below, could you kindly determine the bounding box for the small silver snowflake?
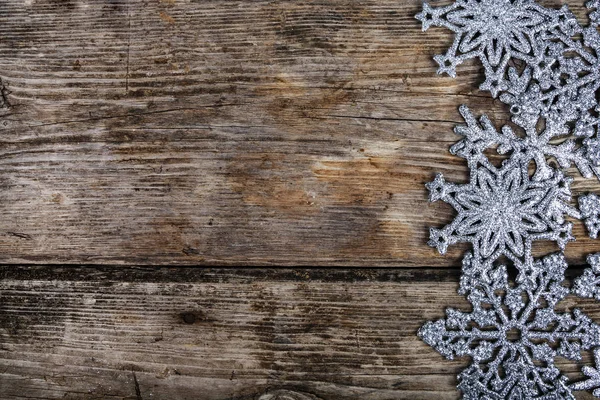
[419,253,600,399]
[427,158,578,265]
[573,253,600,300]
[502,24,600,138]
[415,0,576,96]
[579,194,600,239]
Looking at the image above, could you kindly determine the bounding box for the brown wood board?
[3,1,600,399]
[1,0,599,266]
[0,265,596,400]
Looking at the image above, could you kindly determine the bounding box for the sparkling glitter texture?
[419,253,600,399]
[571,349,600,396]
[416,0,600,397]
[427,158,577,266]
[573,253,600,299]
[580,194,600,238]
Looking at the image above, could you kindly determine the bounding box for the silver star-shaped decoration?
[419,253,600,399]
[427,157,578,265]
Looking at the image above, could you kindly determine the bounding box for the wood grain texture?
[0,0,598,266]
[0,266,597,400]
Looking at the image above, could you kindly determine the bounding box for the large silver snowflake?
[415,0,576,96]
[427,158,577,265]
[419,253,600,399]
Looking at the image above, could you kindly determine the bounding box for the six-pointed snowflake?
[427,159,577,265]
[451,103,600,181]
[415,0,576,96]
[420,253,600,399]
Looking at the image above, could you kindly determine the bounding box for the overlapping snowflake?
[417,0,600,397]
[427,159,577,266]
[420,253,600,399]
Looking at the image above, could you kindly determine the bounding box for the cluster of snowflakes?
[416,0,600,398]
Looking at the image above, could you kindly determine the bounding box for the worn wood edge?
[0,264,462,283]
[2,263,594,282]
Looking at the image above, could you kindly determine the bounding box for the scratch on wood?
[126,5,131,94]
[6,232,32,240]
[132,371,143,400]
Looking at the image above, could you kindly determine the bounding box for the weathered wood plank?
[0,266,597,399]
[0,0,597,266]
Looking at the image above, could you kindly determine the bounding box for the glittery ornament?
[417,0,600,397]
[427,157,577,265]
[419,253,600,399]
[451,103,598,181]
[415,0,576,96]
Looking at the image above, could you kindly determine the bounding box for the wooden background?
[2,0,600,399]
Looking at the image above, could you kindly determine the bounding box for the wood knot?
[180,311,205,324]
[257,389,323,400]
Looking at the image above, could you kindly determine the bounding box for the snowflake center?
[504,326,524,342]
[485,192,518,221]
[475,2,519,35]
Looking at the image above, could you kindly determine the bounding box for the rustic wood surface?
[0,265,597,400]
[4,0,600,399]
[0,0,598,266]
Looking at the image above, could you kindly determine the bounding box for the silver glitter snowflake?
[451,104,599,181]
[415,0,576,96]
[573,253,600,299]
[427,158,577,265]
[419,253,600,399]
[417,1,600,398]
